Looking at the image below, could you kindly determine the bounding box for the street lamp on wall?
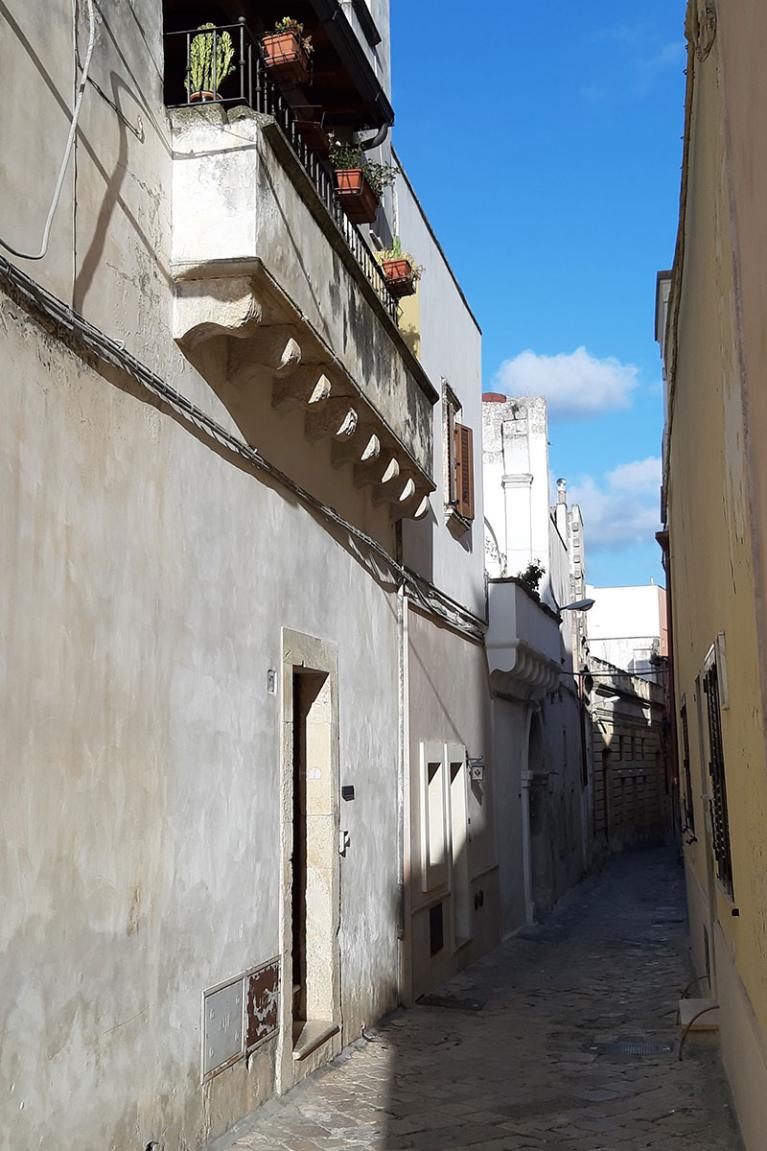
[560,598,595,613]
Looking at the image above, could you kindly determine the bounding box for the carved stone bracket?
[172,263,434,518]
[173,275,268,348]
[688,0,716,61]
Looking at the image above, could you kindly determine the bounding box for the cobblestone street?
[220,850,742,1151]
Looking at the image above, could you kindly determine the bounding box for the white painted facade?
[586,584,669,679]
[483,395,585,614]
[0,3,493,1148]
[483,396,592,933]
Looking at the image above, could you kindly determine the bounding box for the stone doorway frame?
[277,629,341,1094]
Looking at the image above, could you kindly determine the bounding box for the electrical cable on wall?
[0,253,487,645]
[0,0,96,260]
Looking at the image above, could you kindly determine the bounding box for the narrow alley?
[220,851,741,1151]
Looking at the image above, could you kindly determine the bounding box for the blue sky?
[391,1,687,587]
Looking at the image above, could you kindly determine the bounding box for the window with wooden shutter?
[454,422,475,521]
[703,661,733,896]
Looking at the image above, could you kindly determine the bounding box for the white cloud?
[569,457,661,553]
[494,347,640,419]
[606,456,661,496]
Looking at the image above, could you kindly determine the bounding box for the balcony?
[487,580,564,700]
[165,19,435,517]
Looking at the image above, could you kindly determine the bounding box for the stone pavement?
[221,849,743,1150]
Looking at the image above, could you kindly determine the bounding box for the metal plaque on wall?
[202,976,244,1080]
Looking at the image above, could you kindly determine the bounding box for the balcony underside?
[173,260,433,520]
[170,105,435,521]
[488,642,561,702]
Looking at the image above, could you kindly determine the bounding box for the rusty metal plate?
[245,958,280,1052]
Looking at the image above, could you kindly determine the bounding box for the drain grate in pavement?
[417,994,485,1011]
[587,1039,674,1058]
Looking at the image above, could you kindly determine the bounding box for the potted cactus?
[185,23,236,102]
[262,18,314,86]
[379,237,422,298]
[329,138,398,225]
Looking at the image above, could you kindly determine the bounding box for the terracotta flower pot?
[382,258,417,298]
[334,169,380,224]
[262,30,310,86]
[295,119,330,155]
[189,90,219,103]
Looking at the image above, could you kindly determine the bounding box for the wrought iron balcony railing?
[165,20,399,324]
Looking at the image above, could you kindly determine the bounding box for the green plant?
[517,560,546,600]
[328,137,399,196]
[271,16,314,55]
[380,236,422,279]
[186,23,235,96]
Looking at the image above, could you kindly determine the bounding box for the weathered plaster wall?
[666,7,767,1146]
[491,688,585,933]
[491,698,530,936]
[405,608,496,1000]
[395,163,485,618]
[170,110,434,481]
[0,296,400,1151]
[1,0,488,1144]
[0,0,77,301]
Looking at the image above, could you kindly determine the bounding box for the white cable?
[0,0,96,260]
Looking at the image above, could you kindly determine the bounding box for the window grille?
[680,703,695,835]
[703,662,734,896]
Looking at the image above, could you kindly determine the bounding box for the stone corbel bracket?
[172,259,435,519]
[488,641,561,702]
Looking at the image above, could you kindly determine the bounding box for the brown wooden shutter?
[454,423,475,520]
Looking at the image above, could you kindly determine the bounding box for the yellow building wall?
[667,6,767,1146]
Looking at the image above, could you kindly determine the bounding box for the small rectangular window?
[420,742,448,892]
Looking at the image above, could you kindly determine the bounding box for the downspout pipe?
[359,124,389,151]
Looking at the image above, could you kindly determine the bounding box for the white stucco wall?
[395,162,485,619]
[586,585,667,672]
[405,608,497,999]
[0,296,404,1150]
[483,397,551,585]
[1,2,494,1145]
[1,291,407,1147]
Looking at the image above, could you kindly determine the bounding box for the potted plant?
[329,138,398,225]
[294,105,330,155]
[379,237,422,298]
[262,18,313,86]
[185,23,236,102]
